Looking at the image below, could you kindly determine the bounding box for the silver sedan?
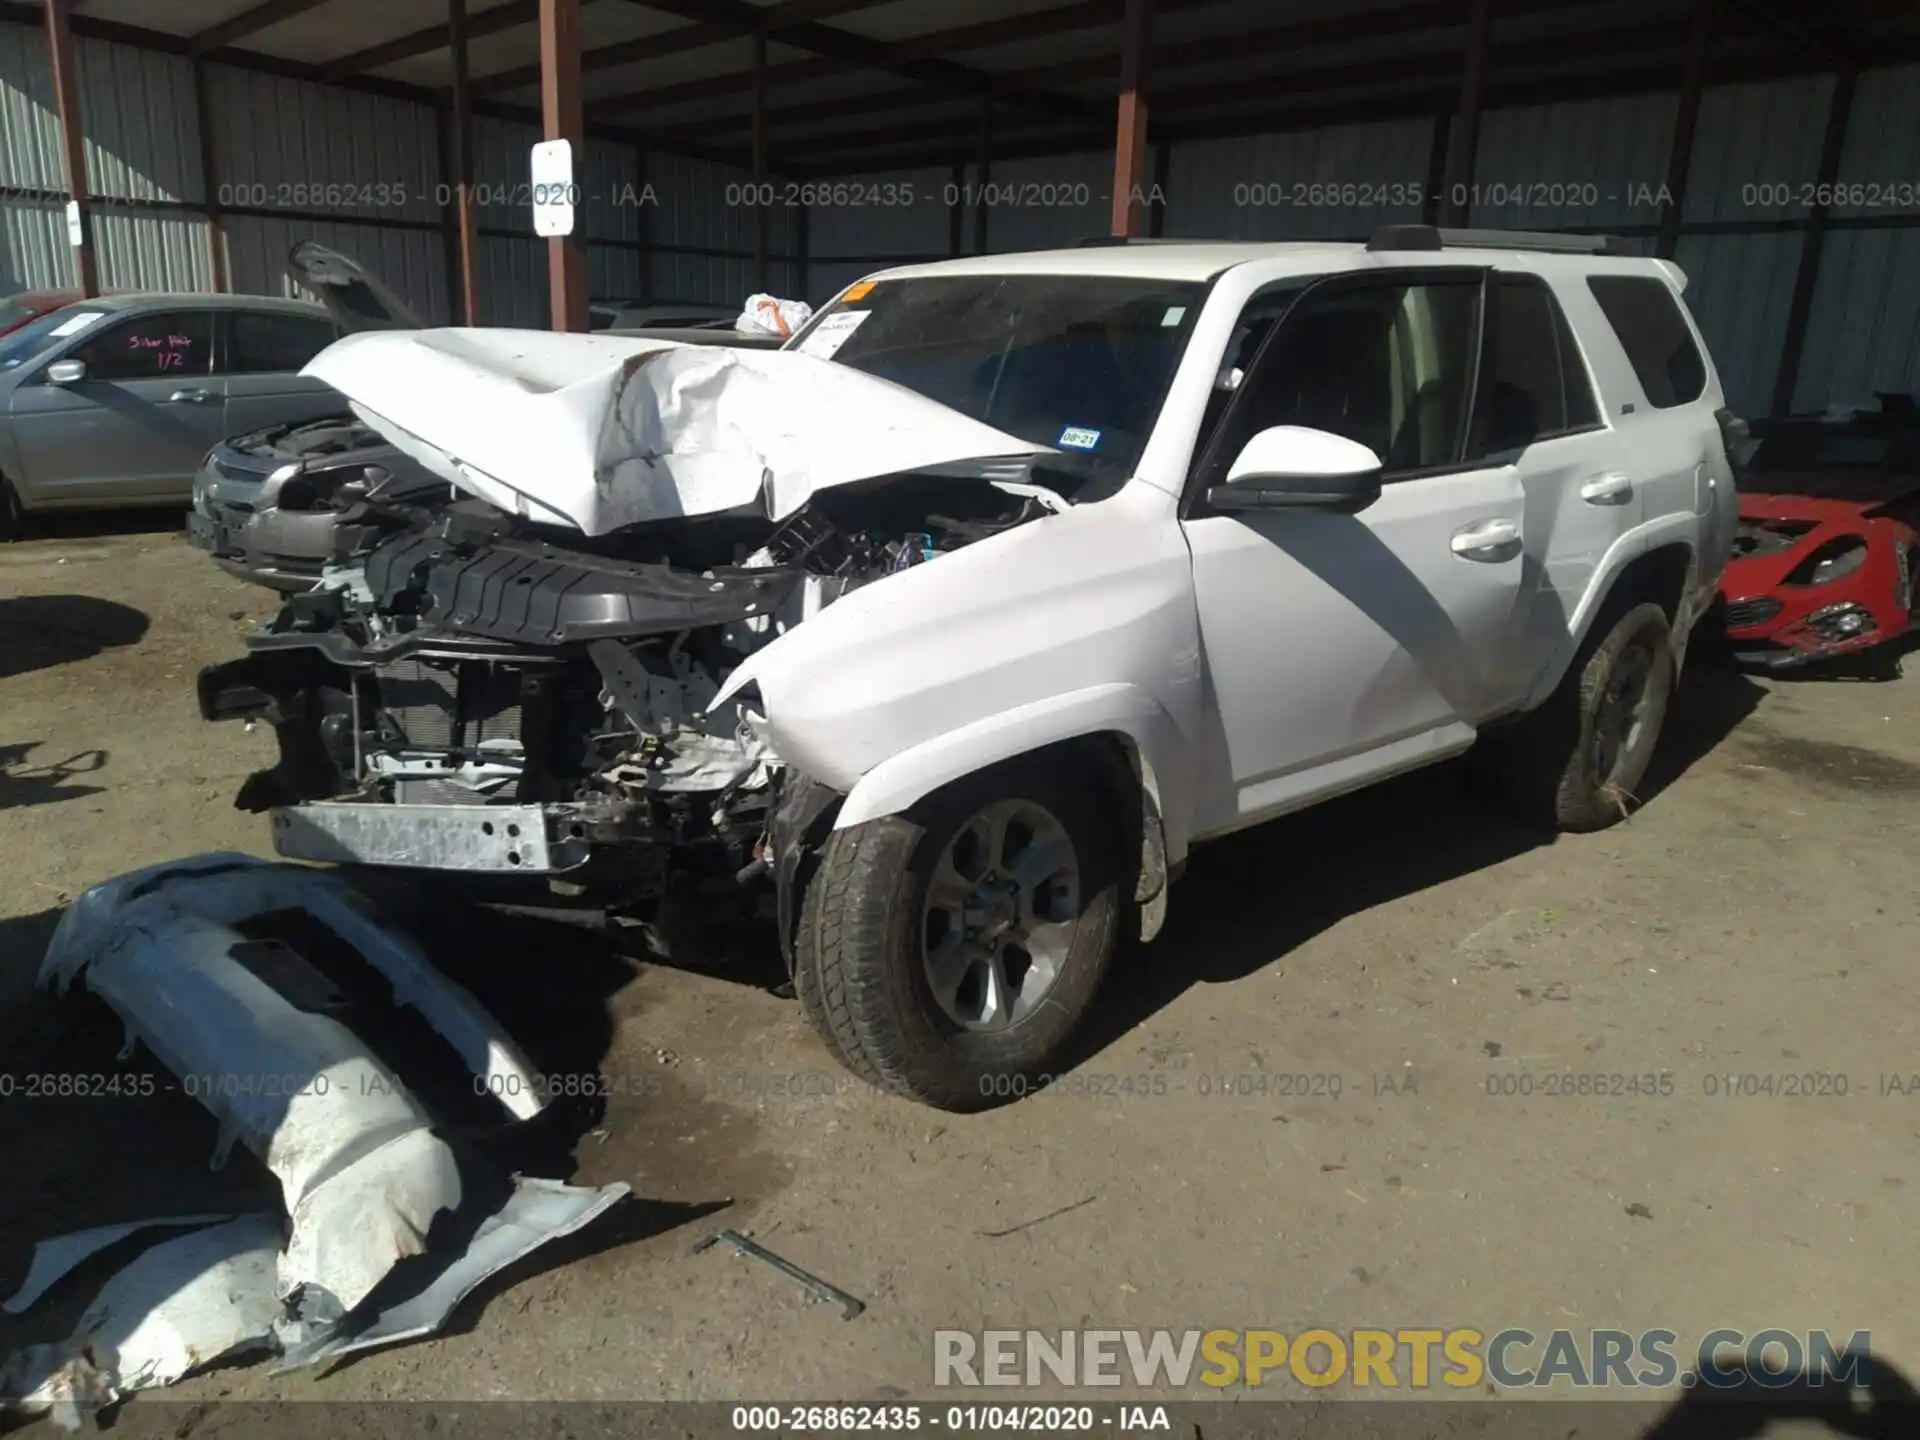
[0,292,345,536]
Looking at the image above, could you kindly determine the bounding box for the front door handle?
[1450,518,1521,558]
[168,388,213,404]
[1580,471,1633,505]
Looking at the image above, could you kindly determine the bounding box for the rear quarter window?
[1586,275,1705,409]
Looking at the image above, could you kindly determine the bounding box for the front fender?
[712,484,1204,858]
[834,681,1195,863]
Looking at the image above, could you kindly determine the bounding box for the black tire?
[793,753,1122,1111]
[1481,600,1676,832]
[0,476,23,541]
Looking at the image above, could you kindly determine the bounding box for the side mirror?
[1208,426,1383,514]
[45,359,87,385]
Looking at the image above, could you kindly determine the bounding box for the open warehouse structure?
[0,0,1917,420]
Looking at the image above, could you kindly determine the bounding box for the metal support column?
[1147,140,1170,237]
[1437,0,1491,228]
[1109,0,1154,237]
[1656,0,1712,259]
[450,0,482,324]
[539,0,588,331]
[192,58,228,290]
[752,28,769,293]
[972,99,992,255]
[1772,68,1856,418]
[43,0,97,297]
[948,160,964,257]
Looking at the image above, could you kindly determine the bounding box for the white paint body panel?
[733,244,1733,849]
[303,328,1047,535]
[716,482,1208,860]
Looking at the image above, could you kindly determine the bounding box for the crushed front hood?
[303,328,1050,536]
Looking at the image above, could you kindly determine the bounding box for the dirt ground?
[2,517,1919,1429]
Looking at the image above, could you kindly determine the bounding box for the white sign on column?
[64,200,83,248]
[530,140,577,238]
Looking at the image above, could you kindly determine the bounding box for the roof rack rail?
[1075,235,1198,246]
[1366,224,1634,256]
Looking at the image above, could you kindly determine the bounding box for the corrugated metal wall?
[1165,120,1430,240]
[0,18,786,326]
[1471,93,1676,233]
[979,149,1109,253]
[0,21,214,293]
[3,10,1917,416]
[805,164,961,305]
[1796,64,1920,412]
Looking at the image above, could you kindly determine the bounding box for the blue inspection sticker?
[1058,426,1102,451]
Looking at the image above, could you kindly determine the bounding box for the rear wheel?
[794,754,1121,1111]
[0,476,23,541]
[1479,601,1676,832]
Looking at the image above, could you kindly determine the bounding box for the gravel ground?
[2,519,1918,1434]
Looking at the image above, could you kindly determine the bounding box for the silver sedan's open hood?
[301,327,1048,535]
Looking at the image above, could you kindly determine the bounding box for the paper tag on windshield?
[796,309,868,359]
[48,310,104,338]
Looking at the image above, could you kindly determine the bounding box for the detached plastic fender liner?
[831,682,1195,866]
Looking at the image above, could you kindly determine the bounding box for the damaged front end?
[200,467,1063,923]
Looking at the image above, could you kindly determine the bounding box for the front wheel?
[1480,601,1677,832]
[0,477,23,541]
[794,755,1121,1111]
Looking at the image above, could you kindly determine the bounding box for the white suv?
[735,227,1739,1104]
[201,226,1740,1110]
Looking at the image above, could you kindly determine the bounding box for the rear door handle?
[1580,471,1633,504]
[1450,518,1521,558]
[169,387,213,404]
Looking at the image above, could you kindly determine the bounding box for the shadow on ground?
[1640,1352,1917,1438]
[6,507,187,545]
[0,741,108,809]
[1071,657,1766,1067]
[0,594,147,681]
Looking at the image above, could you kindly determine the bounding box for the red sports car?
[1718,394,1920,672]
[0,289,80,338]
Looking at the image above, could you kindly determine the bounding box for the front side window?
[0,306,107,371]
[1205,276,1481,483]
[806,274,1207,480]
[69,310,213,381]
[1586,274,1705,409]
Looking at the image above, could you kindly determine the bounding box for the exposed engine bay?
[198,467,1067,911]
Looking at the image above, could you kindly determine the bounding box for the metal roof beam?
[783,18,1715,172]
[619,0,1100,120]
[590,0,1229,119]
[469,0,885,97]
[0,1,742,166]
[190,0,337,54]
[321,0,537,81]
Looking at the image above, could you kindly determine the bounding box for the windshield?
[796,274,1206,477]
[0,305,107,371]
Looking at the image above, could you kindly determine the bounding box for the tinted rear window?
[1586,275,1705,409]
[1470,274,1604,454]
